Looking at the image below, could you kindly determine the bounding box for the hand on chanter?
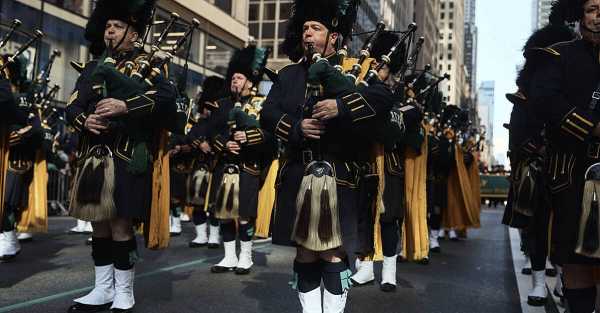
[226,141,241,154]
[84,114,108,135]
[95,98,128,118]
[312,99,339,121]
[233,131,247,144]
[199,141,212,154]
[301,118,325,139]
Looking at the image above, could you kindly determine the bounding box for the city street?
[0,209,556,313]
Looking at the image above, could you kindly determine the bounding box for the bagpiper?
[0,55,45,261]
[350,30,425,291]
[261,0,395,311]
[504,1,575,305]
[64,0,181,311]
[187,76,226,248]
[208,45,273,275]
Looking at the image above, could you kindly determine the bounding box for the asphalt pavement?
[0,209,522,313]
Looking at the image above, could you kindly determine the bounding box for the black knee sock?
[112,239,138,270]
[208,213,219,227]
[170,205,181,218]
[220,221,236,242]
[192,207,207,225]
[429,211,441,230]
[293,260,321,292]
[380,220,399,257]
[239,222,255,242]
[2,206,16,232]
[321,260,352,295]
[564,287,596,313]
[91,237,113,266]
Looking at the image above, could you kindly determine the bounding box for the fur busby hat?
[507,0,575,105]
[563,0,587,23]
[370,31,406,74]
[225,45,271,85]
[197,76,226,111]
[84,0,156,55]
[281,0,360,62]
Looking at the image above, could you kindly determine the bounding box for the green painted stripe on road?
[0,243,271,312]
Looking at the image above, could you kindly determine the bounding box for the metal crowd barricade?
[47,164,71,216]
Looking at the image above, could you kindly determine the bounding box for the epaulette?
[505,90,527,106]
[524,40,574,59]
[69,60,87,73]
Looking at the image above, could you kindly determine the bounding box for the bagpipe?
[0,19,61,148]
[0,19,44,77]
[91,12,200,102]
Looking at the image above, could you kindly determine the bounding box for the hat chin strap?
[108,24,131,56]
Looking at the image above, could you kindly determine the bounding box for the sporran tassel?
[577,180,600,258]
[76,156,105,204]
[583,189,600,253]
[215,172,240,219]
[318,183,333,241]
[292,176,312,240]
[69,148,115,222]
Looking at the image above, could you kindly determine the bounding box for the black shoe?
[170,232,181,237]
[417,257,429,265]
[111,308,134,313]
[396,255,407,263]
[350,278,374,287]
[85,238,93,246]
[546,268,557,277]
[188,241,207,248]
[521,268,532,275]
[211,265,235,273]
[207,243,220,249]
[67,302,112,312]
[527,295,547,306]
[0,250,21,262]
[430,247,441,253]
[380,283,396,292]
[235,267,251,275]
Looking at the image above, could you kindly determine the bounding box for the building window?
[449,12,454,20]
[263,3,277,21]
[249,3,259,21]
[448,43,452,50]
[249,22,259,38]
[214,0,232,15]
[450,1,454,9]
[262,22,276,39]
[448,85,451,92]
[448,53,452,60]
[449,22,453,29]
[449,32,453,40]
[441,2,445,9]
[280,2,293,17]
[441,12,445,19]
[448,64,452,70]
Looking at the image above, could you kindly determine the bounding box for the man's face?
[584,0,600,32]
[302,21,338,56]
[230,73,252,94]
[104,19,138,52]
